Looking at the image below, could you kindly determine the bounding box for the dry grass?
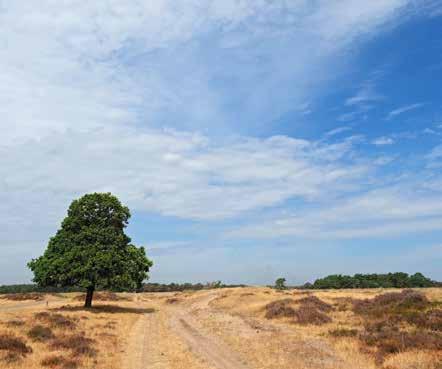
[0,292,144,369]
[209,287,442,369]
[41,354,79,369]
[0,293,44,301]
[0,288,440,369]
[264,295,333,325]
[74,292,131,302]
[0,333,33,362]
[34,312,78,329]
[27,325,55,342]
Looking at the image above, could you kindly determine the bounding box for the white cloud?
[345,82,384,107]
[372,136,394,145]
[1,1,440,282]
[387,103,425,119]
[0,128,368,226]
[229,185,442,240]
[325,126,352,137]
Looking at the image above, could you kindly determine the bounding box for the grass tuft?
[264,299,295,319]
[50,333,97,357]
[28,325,55,342]
[41,354,79,369]
[34,312,78,329]
[0,333,33,362]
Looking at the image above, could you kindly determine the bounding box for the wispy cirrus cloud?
[372,136,395,145]
[345,82,384,107]
[325,126,352,137]
[386,103,425,119]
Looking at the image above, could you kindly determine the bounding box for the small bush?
[407,309,442,331]
[34,312,78,329]
[264,299,295,319]
[353,290,429,318]
[74,291,129,302]
[28,325,55,342]
[360,319,442,364]
[41,355,79,369]
[332,297,355,311]
[294,305,332,325]
[297,296,333,312]
[0,293,44,301]
[50,333,97,357]
[0,333,32,361]
[6,319,25,327]
[329,328,358,337]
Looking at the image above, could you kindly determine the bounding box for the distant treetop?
[305,272,438,289]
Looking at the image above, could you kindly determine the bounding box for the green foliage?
[28,193,153,306]
[307,272,437,289]
[275,277,287,290]
[141,281,245,293]
[0,284,84,294]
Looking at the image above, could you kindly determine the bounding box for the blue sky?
[1,1,442,285]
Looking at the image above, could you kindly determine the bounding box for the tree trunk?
[84,286,94,308]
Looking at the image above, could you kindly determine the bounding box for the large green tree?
[28,193,153,307]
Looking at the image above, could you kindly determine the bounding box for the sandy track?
[126,291,250,369]
[169,310,250,369]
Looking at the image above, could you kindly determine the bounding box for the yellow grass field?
[0,288,441,369]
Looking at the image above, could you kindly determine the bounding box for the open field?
[0,288,441,369]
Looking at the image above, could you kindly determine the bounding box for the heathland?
[0,287,440,369]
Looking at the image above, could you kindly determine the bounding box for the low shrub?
[353,289,429,318]
[264,299,295,319]
[294,306,332,325]
[41,355,79,369]
[6,319,25,327]
[0,333,32,362]
[74,291,129,302]
[329,328,358,337]
[50,333,97,357]
[265,297,332,325]
[332,297,355,311]
[35,312,78,329]
[297,296,333,312]
[28,325,55,342]
[360,319,442,364]
[407,309,442,331]
[0,293,43,301]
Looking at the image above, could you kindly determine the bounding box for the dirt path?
[169,309,250,369]
[126,291,250,369]
[128,290,345,369]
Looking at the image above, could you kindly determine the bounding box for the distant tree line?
[0,284,84,294]
[141,281,246,293]
[302,272,440,289]
[0,281,246,294]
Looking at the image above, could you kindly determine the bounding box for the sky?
[1,0,442,286]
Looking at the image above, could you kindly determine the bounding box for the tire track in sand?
[167,291,251,369]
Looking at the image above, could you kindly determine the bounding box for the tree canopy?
[307,272,437,289]
[274,277,287,290]
[28,193,152,307]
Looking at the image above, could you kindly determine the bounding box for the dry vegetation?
[0,293,142,369]
[0,293,45,301]
[0,288,441,369]
[207,287,442,369]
